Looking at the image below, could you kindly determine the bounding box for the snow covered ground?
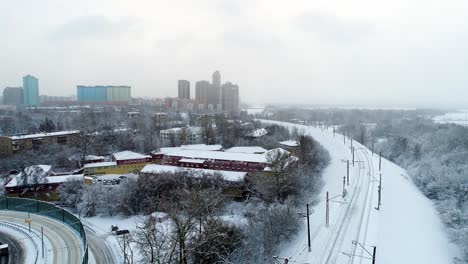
[260,120,460,264]
[81,215,143,264]
[433,110,468,126]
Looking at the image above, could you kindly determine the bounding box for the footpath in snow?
[260,120,459,264]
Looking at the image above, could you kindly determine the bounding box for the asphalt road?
[0,230,23,264]
[0,211,83,264]
[85,226,117,264]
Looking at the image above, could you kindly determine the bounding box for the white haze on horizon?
[1,0,468,108]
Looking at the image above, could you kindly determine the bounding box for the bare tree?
[252,149,298,202]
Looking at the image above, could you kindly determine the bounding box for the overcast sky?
[1,0,468,107]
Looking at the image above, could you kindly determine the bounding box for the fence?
[0,196,88,264]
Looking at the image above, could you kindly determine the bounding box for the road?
[0,229,24,264]
[0,210,83,264]
[85,226,117,264]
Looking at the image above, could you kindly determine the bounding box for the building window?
[57,136,67,144]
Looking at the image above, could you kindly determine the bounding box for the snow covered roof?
[85,155,105,161]
[181,144,222,151]
[279,140,299,147]
[83,161,117,168]
[5,166,66,188]
[161,126,203,134]
[85,174,138,181]
[249,128,268,137]
[9,130,80,140]
[141,164,247,182]
[151,144,222,155]
[226,146,268,154]
[179,158,206,164]
[265,148,291,157]
[165,150,267,163]
[46,174,83,184]
[112,151,151,161]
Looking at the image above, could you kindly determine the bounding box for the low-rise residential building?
[141,164,247,197]
[161,149,268,172]
[141,164,247,183]
[225,146,268,154]
[279,140,300,153]
[0,131,80,157]
[159,126,203,146]
[83,155,106,164]
[4,165,82,200]
[151,144,223,162]
[83,151,151,176]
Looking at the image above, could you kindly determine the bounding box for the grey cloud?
[297,12,376,43]
[50,15,138,41]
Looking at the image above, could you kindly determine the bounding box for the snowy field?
[260,120,460,264]
[433,110,468,126]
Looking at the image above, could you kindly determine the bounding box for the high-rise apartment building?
[212,71,221,89]
[178,80,190,99]
[195,80,211,107]
[221,82,240,113]
[2,87,23,105]
[77,85,131,104]
[23,75,39,105]
[211,71,221,107]
[192,71,239,112]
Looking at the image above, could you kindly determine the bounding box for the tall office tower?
[178,80,190,99]
[2,87,24,105]
[23,75,39,105]
[195,80,211,107]
[221,82,240,113]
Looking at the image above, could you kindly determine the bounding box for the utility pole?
[351,138,353,149]
[379,152,382,171]
[27,212,31,232]
[307,204,311,252]
[347,160,350,186]
[41,226,44,258]
[123,234,127,264]
[371,140,375,156]
[343,176,346,197]
[352,147,355,166]
[326,192,329,228]
[372,246,377,264]
[376,173,382,210]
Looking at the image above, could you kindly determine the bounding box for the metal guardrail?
[0,196,88,264]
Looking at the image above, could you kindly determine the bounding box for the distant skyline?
[1,0,468,108]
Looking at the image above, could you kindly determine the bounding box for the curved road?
[85,226,116,264]
[0,230,24,264]
[0,211,83,264]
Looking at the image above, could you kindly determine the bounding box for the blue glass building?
[23,75,39,105]
[77,85,131,104]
